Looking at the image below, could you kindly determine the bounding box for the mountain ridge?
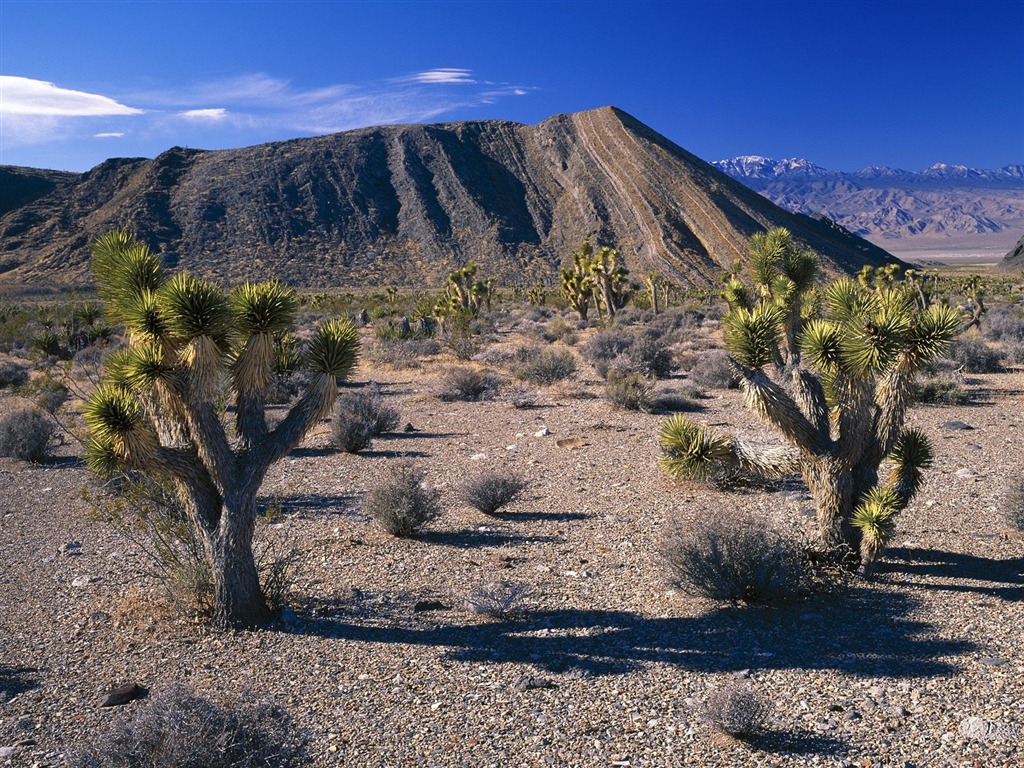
[0,107,897,291]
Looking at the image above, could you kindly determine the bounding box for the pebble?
[534,427,550,437]
[71,575,101,588]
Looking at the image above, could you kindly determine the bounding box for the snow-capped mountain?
[712,156,1024,250]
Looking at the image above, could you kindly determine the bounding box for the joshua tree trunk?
[211,493,271,627]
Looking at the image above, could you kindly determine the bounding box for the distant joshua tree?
[83,230,359,627]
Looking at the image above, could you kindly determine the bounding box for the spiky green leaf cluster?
[306,319,360,379]
[658,415,734,481]
[161,273,232,347]
[90,231,167,323]
[230,281,298,336]
[723,303,783,370]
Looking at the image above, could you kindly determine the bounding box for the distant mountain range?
[712,156,1024,258]
[0,108,897,291]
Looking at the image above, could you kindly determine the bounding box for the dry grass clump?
[704,683,768,739]
[605,371,653,412]
[0,359,29,389]
[364,462,442,537]
[332,384,401,453]
[461,471,527,515]
[512,346,577,385]
[69,683,307,767]
[945,334,1003,373]
[661,510,806,605]
[1003,478,1024,532]
[913,373,970,405]
[465,580,530,619]
[0,407,54,462]
[685,349,739,389]
[437,366,500,401]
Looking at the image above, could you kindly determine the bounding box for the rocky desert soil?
[0,318,1021,768]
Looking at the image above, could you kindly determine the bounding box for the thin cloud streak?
[94,132,125,138]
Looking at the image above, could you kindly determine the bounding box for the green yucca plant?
[662,234,959,569]
[83,230,359,627]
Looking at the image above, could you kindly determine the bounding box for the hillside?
[0,108,896,291]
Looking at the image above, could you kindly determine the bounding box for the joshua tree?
[723,227,818,366]
[83,231,359,627]
[660,275,960,569]
[587,242,630,319]
[560,244,596,321]
[644,271,668,315]
[440,261,492,316]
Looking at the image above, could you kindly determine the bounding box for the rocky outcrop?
[0,107,897,290]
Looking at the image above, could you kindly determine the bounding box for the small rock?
[0,746,14,760]
[515,675,555,691]
[99,683,148,707]
[413,600,449,613]
[959,716,992,740]
[867,686,885,698]
[556,437,585,449]
[470,453,489,461]
[979,656,1008,666]
[732,669,751,679]
[955,468,978,479]
[843,710,862,721]
[534,427,550,437]
[942,420,974,431]
[886,705,910,717]
[71,575,101,588]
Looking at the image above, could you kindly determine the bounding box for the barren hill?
[0,107,896,291]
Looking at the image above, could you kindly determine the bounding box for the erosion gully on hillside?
[0,323,1021,767]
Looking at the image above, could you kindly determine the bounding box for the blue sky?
[1,0,1021,173]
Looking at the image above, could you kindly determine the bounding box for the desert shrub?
[704,683,768,739]
[512,347,577,385]
[541,316,577,345]
[605,371,653,412]
[0,360,29,389]
[686,349,739,389]
[69,683,307,768]
[651,387,701,413]
[913,374,970,405]
[441,312,485,360]
[465,580,530,618]
[26,375,71,414]
[0,408,53,462]
[437,366,499,401]
[364,462,442,537]
[264,370,311,405]
[661,510,806,604]
[1003,339,1024,366]
[1003,479,1024,532]
[462,471,527,515]
[583,331,633,378]
[372,338,441,369]
[332,384,401,453]
[984,307,1024,342]
[626,328,675,378]
[946,334,1003,373]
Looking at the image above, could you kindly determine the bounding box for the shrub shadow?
[490,510,590,522]
[288,584,974,679]
[416,529,558,548]
[0,666,39,697]
[265,493,363,520]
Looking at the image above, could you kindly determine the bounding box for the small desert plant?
[685,349,739,389]
[437,366,499,401]
[704,683,768,739]
[462,471,527,515]
[583,331,633,378]
[364,462,442,537]
[512,347,577,385]
[605,371,653,412]
[984,306,1024,342]
[0,407,54,462]
[371,337,441,369]
[946,334,1003,373]
[661,510,806,604]
[69,683,307,768]
[332,385,401,453]
[0,360,29,389]
[1003,479,1024,532]
[465,580,530,618]
[913,374,970,405]
[651,388,701,413]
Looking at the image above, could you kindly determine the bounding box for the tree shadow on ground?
[284,584,974,680]
[754,727,848,755]
[0,666,38,697]
[264,493,363,520]
[880,547,1023,601]
[376,431,468,441]
[490,510,590,523]
[416,529,558,549]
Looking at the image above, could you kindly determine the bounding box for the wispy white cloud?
[1,76,142,116]
[178,108,229,121]
[1,69,534,163]
[409,68,476,85]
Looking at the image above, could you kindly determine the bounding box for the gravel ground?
[0,327,1021,768]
